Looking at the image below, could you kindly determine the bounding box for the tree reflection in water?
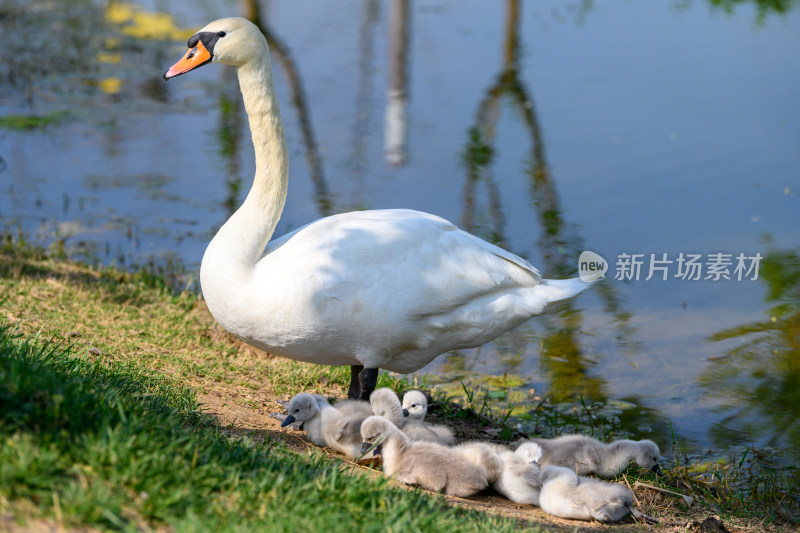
[458,0,666,443]
[702,243,800,456]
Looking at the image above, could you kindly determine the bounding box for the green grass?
[0,324,532,532]
[0,111,70,130]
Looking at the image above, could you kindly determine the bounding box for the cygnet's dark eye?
[217,31,227,37]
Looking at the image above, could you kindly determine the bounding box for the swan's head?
[281,393,320,427]
[163,17,268,80]
[634,439,662,475]
[402,390,428,420]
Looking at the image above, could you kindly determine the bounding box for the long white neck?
[201,51,288,293]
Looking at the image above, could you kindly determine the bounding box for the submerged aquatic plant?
[0,111,70,130]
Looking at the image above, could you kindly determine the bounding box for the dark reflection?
[348,0,380,200]
[461,102,506,248]
[217,68,245,216]
[701,0,799,21]
[138,76,169,103]
[384,0,411,166]
[461,0,659,441]
[701,244,800,455]
[241,0,332,216]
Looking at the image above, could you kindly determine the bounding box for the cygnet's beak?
[163,39,212,80]
[280,414,296,428]
[652,464,664,476]
[402,408,410,417]
[360,441,383,457]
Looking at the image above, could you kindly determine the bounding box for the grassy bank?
[0,325,529,532]
[0,240,797,531]
[0,250,526,531]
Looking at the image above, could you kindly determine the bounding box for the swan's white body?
[205,205,587,373]
[169,18,589,386]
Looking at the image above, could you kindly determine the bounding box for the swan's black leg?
[348,365,364,399]
[358,367,379,401]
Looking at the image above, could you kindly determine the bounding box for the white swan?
[164,17,591,400]
[517,435,662,477]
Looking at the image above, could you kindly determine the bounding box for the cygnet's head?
[402,390,428,420]
[634,440,662,475]
[359,416,396,457]
[515,442,544,464]
[281,393,320,427]
[369,388,404,422]
[163,17,268,79]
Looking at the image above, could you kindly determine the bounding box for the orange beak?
[163,39,212,80]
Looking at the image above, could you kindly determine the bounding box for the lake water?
[1,0,798,459]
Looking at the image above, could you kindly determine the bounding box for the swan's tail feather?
[537,276,595,304]
[520,276,594,317]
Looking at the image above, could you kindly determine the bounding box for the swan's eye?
[217,31,227,37]
[294,408,300,413]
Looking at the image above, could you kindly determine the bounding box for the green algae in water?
[0,111,70,130]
